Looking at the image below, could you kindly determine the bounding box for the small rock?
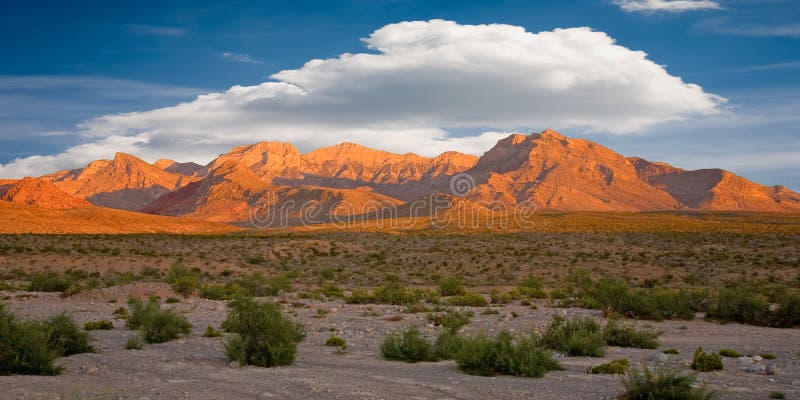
[738,356,754,365]
[765,364,778,375]
[229,361,240,368]
[752,355,763,362]
[649,352,669,364]
[330,308,338,313]
[742,364,766,373]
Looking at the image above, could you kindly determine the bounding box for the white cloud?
[0,20,725,178]
[614,0,721,12]
[696,17,800,37]
[220,52,262,64]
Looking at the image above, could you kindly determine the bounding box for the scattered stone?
[649,352,669,364]
[229,361,240,369]
[752,355,763,362]
[765,364,779,375]
[738,356,753,365]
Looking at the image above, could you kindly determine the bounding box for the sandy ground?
[2,283,799,400]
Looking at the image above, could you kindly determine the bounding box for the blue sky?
[1,0,798,190]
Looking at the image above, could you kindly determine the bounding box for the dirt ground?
[2,283,799,400]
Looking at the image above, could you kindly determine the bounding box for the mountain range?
[1,129,798,228]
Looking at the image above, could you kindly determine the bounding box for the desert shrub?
[345,288,374,304]
[112,306,128,319]
[603,321,660,349]
[223,297,304,367]
[717,348,740,358]
[438,277,466,296]
[321,284,344,299]
[83,320,114,330]
[454,331,560,378]
[126,298,191,343]
[203,325,223,338]
[518,275,547,299]
[691,347,723,372]
[621,366,719,400]
[589,358,628,374]
[373,281,420,305]
[199,282,247,300]
[707,284,800,328]
[235,272,292,297]
[0,305,62,375]
[577,278,700,320]
[706,284,770,325]
[27,272,74,293]
[760,353,776,360]
[770,291,800,328]
[434,329,464,360]
[45,313,94,356]
[165,261,198,296]
[325,336,346,348]
[662,348,680,355]
[446,292,488,307]
[125,334,144,350]
[381,326,435,363]
[768,391,786,399]
[427,310,473,331]
[165,297,181,304]
[542,316,606,357]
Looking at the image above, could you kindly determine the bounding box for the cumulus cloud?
[0,20,725,178]
[614,0,721,12]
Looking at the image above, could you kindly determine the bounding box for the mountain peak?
[538,128,566,139]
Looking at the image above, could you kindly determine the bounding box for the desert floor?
[2,282,799,400]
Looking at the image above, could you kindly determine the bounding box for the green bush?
[760,353,776,360]
[446,292,488,307]
[768,391,786,399]
[373,281,420,305]
[199,282,247,300]
[438,277,466,296]
[0,305,63,375]
[454,331,560,378]
[662,348,680,354]
[621,366,719,400]
[706,284,770,325]
[325,336,347,348]
[126,298,191,343]
[125,333,144,350]
[381,326,436,363]
[577,277,700,321]
[165,261,199,296]
[427,310,473,331]
[518,275,547,299]
[203,325,223,338]
[223,297,304,367]
[344,288,374,304]
[27,272,74,293]
[235,272,292,297]
[589,358,628,374]
[691,347,723,372]
[603,321,660,349]
[83,320,114,330]
[433,328,463,360]
[717,348,740,358]
[45,313,94,356]
[770,291,800,328]
[542,316,606,357]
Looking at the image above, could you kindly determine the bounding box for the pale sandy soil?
[1,283,799,400]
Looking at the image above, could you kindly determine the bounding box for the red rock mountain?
[1,177,91,209]
[43,152,200,211]
[3,129,797,223]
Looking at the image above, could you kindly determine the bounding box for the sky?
[0,0,798,190]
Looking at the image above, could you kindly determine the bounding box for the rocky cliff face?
[1,177,92,209]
